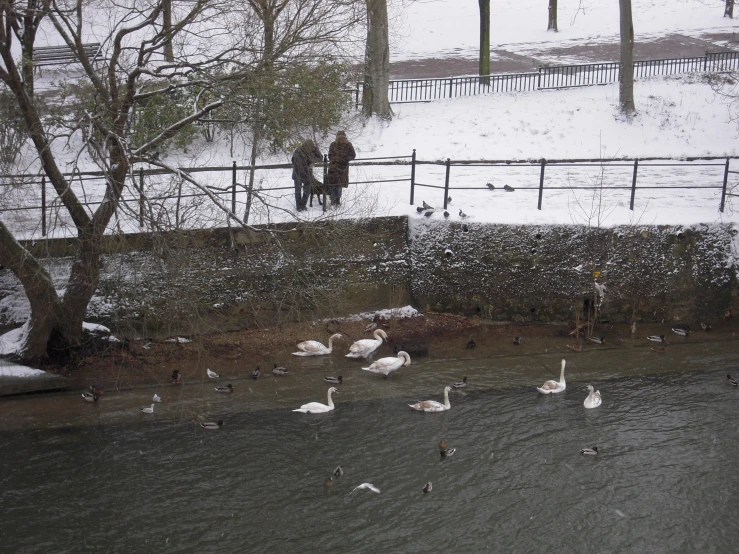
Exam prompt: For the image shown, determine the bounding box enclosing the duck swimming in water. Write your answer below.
[324,376,343,384]
[200,420,224,430]
[451,376,468,389]
[647,335,667,343]
[272,364,289,376]
[581,446,599,455]
[81,392,98,403]
[726,374,738,387]
[215,384,234,393]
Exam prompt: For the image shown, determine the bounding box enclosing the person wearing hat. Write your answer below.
[291,139,323,211]
[326,131,356,207]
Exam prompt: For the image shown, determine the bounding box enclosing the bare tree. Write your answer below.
[478,0,490,79]
[548,0,558,32]
[363,0,392,119]
[0,0,250,362]
[619,0,636,115]
[726,0,735,18]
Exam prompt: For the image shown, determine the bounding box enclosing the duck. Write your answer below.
[206,368,220,379]
[89,385,104,396]
[171,370,182,385]
[581,446,599,456]
[647,335,667,343]
[293,387,338,414]
[537,359,566,394]
[451,376,468,389]
[423,482,432,493]
[293,333,343,356]
[324,477,334,488]
[567,343,583,353]
[81,392,98,403]
[440,447,456,458]
[701,323,712,331]
[409,386,452,412]
[588,336,605,345]
[350,483,380,494]
[726,374,738,387]
[153,393,162,403]
[324,376,343,384]
[513,336,523,345]
[334,466,344,478]
[438,439,448,450]
[465,338,476,349]
[252,367,261,380]
[345,329,388,359]
[361,351,411,378]
[200,420,224,430]
[215,384,234,393]
[272,364,289,376]
[141,404,155,414]
[583,385,602,409]
[671,327,690,337]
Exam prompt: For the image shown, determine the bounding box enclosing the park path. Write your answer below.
[389,30,739,79]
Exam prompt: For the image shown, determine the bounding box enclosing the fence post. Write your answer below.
[138,167,145,228]
[629,159,639,210]
[443,158,451,208]
[720,158,729,213]
[409,149,416,205]
[448,78,453,99]
[41,175,46,237]
[537,159,546,210]
[231,161,237,214]
[355,82,360,109]
[703,52,708,71]
[323,154,328,213]
[537,67,541,89]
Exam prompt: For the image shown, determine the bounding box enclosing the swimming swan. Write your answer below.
[537,359,566,394]
[584,385,602,408]
[409,386,452,412]
[293,333,343,356]
[293,387,338,414]
[346,329,388,359]
[362,351,411,377]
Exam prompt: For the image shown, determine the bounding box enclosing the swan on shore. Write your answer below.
[293,333,343,356]
[362,351,411,378]
[537,359,566,394]
[293,387,338,413]
[346,329,388,359]
[409,386,452,412]
[584,385,602,409]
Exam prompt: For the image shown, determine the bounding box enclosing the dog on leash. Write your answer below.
[308,175,327,207]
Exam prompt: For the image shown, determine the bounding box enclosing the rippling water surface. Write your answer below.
[2,345,739,553]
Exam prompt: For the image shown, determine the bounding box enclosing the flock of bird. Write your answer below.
[414,187,517,220]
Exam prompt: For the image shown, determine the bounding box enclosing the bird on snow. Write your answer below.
[423,210,434,217]
[671,327,690,337]
[206,368,219,379]
[272,364,289,376]
[141,404,155,414]
[422,200,434,210]
[324,376,343,384]
[423,482,432,493]
[443,210,449,218]
[459,209,469,219]
[350,483,381,494]
[486,182,495,190]
[416,206,425,213]
[503,184,515,191]
[215,384,234,393]
[153,393,162,403]
[82,392,98,403]
[581,447,599,456]
[726,374,738,387]
[447,196,452,204]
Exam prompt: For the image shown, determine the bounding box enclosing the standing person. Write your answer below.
[292,139,323,211]
[326,131,356,207]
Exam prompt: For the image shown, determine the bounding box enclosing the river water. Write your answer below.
[1,339,739,553]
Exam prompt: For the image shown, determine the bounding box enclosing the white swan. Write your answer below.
[537,359,566,394]
[293,387,338,414]
[584,385,602,408]
[362,351,411,378]
[409,386,452,412]
[346,329,388,359]
[293,333,343,356]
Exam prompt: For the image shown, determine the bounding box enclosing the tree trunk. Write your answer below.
[618,0,636,115]
[548,0,558,32]
[726,0,735,18]
[362,0,392,120]
[478,0,490,78]
[163,0,175,62]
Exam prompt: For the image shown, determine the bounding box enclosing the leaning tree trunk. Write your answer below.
[362,0,392,120]
[478,0,490,79]
[548,0,558,32]
[726,0,734,18]
[618,0,636,115]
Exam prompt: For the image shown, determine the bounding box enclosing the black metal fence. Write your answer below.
[356,51,739,103]
[1,154,736,239]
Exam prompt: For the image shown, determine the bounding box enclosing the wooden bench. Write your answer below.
[34,43,101,72]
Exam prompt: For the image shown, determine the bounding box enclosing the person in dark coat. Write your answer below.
[326,131,356,206]
[292,139,323,211]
